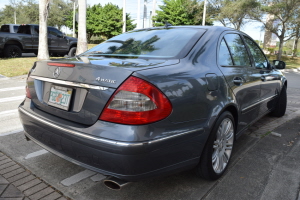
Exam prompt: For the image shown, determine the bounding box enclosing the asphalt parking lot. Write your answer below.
[0,70,300,200]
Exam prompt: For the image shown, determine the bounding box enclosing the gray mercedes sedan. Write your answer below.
[19,26,287,189]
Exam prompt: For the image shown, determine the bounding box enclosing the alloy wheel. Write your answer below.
[212,118,234,174]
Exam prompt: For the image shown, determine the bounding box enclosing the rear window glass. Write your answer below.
[0,25,9,32]
[224,34,251,66]
[219,39,233,66]
[13,26,19,33]
[82,28,205,59]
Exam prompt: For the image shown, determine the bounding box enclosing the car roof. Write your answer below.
[135,25,247,36]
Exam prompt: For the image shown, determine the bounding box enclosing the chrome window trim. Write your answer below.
[30,75,108,90]
[19,107,203,147]
[242,94,277,112]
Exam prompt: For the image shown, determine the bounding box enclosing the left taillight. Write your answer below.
[99,76,172,125]
[25,84,31,99]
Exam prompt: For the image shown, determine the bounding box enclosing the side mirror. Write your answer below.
[273,60,286,69]
[63,33,66,38]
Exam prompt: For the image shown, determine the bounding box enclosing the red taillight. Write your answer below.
[99,76,172,125]
[47,63,75,67]
[25,85,31,99]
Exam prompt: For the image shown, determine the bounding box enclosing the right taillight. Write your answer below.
[99,76,172,125]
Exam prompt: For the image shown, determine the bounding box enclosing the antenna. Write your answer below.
[164,21,172,28]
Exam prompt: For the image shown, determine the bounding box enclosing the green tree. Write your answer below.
[209,0,260,30]
[65,3,136,41]
[0,0,71,30]
[250,0,300,60]
[153,0,213,26]
[48,0,72,30]
[0,0,39,25]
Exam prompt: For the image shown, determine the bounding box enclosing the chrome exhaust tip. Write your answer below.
[103,176,129,190]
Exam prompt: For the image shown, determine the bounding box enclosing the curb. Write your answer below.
[0,74,8,80]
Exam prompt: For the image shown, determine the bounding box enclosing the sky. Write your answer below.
[0,0,264,41]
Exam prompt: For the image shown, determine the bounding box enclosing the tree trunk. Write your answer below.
[76,0,88,55]
[293,37,299,57]
[37,0,50,60]
[277,37,284,60]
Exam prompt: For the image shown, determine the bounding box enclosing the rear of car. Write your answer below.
[18,27,209,181]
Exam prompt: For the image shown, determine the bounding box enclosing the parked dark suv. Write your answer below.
[18,26,287,190]
[0,24,77,57]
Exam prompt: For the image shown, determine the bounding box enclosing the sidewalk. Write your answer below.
[0,152,69,200]
[205,112,300,199]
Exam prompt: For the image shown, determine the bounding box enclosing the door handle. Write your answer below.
[233,77,243,85]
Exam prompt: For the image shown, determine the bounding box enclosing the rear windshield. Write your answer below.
[0,25,9,32]
[82,28,205,59]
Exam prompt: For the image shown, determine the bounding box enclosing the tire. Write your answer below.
[195,111,235,180]
[68,47,76,57]
[3,45,22,58]
[270,86,287,117]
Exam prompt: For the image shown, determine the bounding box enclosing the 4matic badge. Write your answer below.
[96,77,116,84]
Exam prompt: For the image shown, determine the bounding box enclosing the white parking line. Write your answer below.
[0,86,24,92]
[0,109,18,117]
[0,96,25,103]
[0,129,24,136]
[61,170,97,186]
[25,149,49,159]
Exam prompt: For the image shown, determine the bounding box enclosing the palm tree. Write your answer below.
[76,0,88,55]
[37,0,50,60]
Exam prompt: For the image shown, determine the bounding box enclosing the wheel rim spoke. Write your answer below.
[212,117,234,174]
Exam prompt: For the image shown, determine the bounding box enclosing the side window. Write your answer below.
[13,26,19,33]
[34,26,39,34]
[219,39,233,66]
[48,27,63,38]
[244,37,268,69]
[224,34,251,66]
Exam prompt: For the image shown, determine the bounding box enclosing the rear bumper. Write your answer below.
[19,99,206,181]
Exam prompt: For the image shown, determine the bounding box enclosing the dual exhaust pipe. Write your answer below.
[103,176,130,190]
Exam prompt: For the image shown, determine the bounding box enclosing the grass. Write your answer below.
[266,55,300,69]
[0,44,98,77]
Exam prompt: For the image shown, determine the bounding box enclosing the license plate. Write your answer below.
[48,85,72,110]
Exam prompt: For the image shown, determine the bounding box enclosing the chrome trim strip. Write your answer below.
[30,75,108,90]
[19,107,203,147]
[242,94,277,112]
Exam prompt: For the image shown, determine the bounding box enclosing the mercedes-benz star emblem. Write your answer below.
[53,67,61,78]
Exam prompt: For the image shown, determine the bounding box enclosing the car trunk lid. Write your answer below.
[27,58,178,125]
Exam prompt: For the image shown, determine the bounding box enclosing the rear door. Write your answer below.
[17,25,33,49]
[243,36,280,115]
[217,32,261,131]
[32,25,39,50]
[47,27,58,51]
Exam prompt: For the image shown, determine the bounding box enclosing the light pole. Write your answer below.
[137,0,141,29]
[202,0,207,26]
[151,0,156,27]
[123,0,126,33]
[70,0,78,38]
